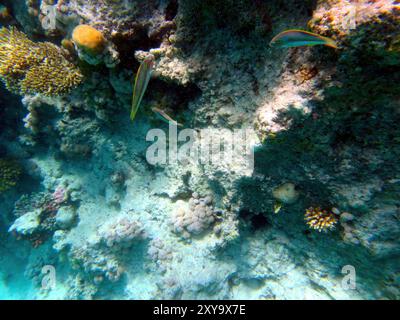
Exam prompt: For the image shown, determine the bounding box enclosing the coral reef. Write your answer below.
[69,245,124,283]
[0,27,83,96]
[0,0,399,301]
[10,185,71,247]
[309,0,399,42]
[147,238,173,273]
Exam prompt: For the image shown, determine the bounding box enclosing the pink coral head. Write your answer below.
[53,186,67,204]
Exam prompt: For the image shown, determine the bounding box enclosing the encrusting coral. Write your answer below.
[0,158,21,193]
[308,0,399,43]
[0,27,83,96]
[305,207,338,232]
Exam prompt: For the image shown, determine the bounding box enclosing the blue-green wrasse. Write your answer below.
[270,29,338,49]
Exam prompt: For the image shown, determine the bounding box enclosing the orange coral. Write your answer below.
[305,207,337,232]
[72,25,106,54]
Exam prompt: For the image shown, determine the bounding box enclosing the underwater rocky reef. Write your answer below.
[0,0,399,300]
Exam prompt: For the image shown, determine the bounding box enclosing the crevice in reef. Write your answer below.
[239,209,271,231]
[145,79,202,119]
[111,25,161,70]
[111,21,176,70]
[0,88,24,133]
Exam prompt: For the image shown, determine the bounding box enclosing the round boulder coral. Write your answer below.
[72,25,106,55]
[272,183,299,204]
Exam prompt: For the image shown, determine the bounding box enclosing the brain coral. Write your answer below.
[0,27,83,96]
[72,25,106,55]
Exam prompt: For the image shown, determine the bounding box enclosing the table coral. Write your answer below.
[0,27,83,96]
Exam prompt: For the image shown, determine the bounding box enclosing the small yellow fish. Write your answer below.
[274,202,282,214]
[270,29,338,49]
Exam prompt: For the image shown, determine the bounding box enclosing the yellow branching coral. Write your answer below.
[305,207,337,232]
[0,158,21,193]
[0,27,83,96]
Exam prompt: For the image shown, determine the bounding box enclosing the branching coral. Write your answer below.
[0,27,83,96]
[305,207,338,232]
[0,158,21,193]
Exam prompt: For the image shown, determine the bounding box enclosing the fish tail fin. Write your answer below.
[324,38,338,49]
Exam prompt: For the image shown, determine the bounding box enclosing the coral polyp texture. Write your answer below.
[0,158,21,193]
[172,193,216,239]
[305,207,338,232]
[0,27,83,96]
[309,0,399,42]
[98,214,146,250]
